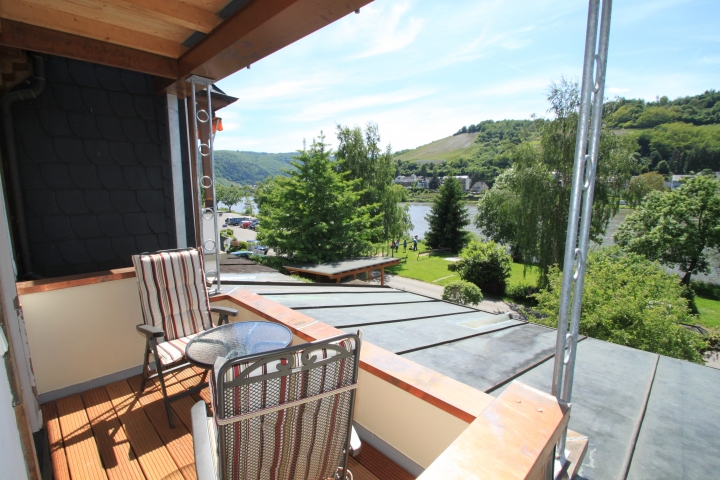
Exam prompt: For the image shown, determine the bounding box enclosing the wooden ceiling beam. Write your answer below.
[166,0,373,97]
[0,0,186,57]
[0,19,179,79]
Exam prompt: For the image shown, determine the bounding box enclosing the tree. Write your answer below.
[442,280,483,306]
[614,175,720,284]
[425,176,470,252]
[336,123,412,244]
[533,247,706,363]
[625,172,667,207]
[475,78,637,281]
[447,240,511,296]
[656,159,670,175]
[255,134,378,264]
[215,184,243,212]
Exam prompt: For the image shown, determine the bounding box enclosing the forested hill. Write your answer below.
[394,89,720,185]
[214,151,296,185]
[604,90,720,128]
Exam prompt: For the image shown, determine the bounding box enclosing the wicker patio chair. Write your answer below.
[133,247,238,428]
[191,332,362,480]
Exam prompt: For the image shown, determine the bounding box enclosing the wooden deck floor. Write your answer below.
[41,365,413,480]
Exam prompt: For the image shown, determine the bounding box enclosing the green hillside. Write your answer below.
[214,151,296,185]
[395,119,543,187]
[395,132,480,163]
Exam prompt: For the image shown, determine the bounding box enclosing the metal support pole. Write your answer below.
[187,76,222,294]
[551,0,613,471]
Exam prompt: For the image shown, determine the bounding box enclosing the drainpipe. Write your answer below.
[1,54,45,280]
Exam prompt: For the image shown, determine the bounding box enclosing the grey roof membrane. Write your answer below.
[266,291,435,309]
[308,304,479,328]
[284,256,398,275]
[220,272,301,283]
[246,282,720,479]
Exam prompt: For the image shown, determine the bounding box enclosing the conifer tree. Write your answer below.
[425,176,470,252]
[256,134,377,263]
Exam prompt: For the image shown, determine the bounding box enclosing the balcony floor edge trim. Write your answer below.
[354,422,424,477]
[37,363,145,404]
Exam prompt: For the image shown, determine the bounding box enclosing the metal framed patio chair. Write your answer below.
[191,332,363,480]
[133,247,238,428]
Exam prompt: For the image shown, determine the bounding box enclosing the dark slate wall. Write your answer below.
[12,55,177,278]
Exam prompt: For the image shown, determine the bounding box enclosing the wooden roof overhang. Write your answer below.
[0,0,373,96]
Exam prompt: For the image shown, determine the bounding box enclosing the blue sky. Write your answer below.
[214,0,720,154]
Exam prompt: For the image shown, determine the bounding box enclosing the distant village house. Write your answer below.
[470,181,489,193]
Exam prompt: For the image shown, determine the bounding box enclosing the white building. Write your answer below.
[439,175,472,191]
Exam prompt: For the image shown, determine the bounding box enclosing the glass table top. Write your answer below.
[185,321,293,368]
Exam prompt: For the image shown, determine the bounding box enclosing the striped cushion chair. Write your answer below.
[133,247,238,428]
[191,332,362,480]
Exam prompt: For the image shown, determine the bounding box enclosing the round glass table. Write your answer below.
[185,322,293,369]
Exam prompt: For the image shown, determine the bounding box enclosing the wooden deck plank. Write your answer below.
[174,366,211,406]
[354,442,415,480]
[126,374,198,480]
[45,366,412,480]
[56,395,109,480]
[40,402,71,480]
[82,387,145,480]
[348,457,381,480]
[105,379,184,480]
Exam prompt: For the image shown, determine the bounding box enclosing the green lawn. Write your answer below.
[387,247,541,294]
[508,262,539,288]
[695,297,720,329]
[386,243,461,287]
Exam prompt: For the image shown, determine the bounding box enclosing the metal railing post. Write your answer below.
[551,0,613,472]
[187,76,222,294]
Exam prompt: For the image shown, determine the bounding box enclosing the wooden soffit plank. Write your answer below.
[166,0,373,96]
[0,0,186,58]
[120,0,221,33]
[0,19,179,79]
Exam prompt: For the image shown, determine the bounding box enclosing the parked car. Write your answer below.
[226,216,253,226]
[249,219,260,230]
[241,220,252,228]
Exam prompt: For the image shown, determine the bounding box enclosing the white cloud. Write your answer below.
[287,88,435,122]
[354,1,424,58]
[697,55,720,65]
[607,87,630,93]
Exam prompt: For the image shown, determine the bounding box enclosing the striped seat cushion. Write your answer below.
[214,338,357,480]
[156,334,198,365]
[132,248,213,342]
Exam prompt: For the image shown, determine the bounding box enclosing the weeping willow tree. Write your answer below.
[475,78,638,284]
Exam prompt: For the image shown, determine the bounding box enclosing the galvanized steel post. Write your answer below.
[187,76,222,295]
[551,0,613,470]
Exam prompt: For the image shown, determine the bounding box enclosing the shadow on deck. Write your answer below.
[40,365,411,480]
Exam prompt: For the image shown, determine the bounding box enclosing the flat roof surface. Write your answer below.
[233,281,720,479]
[284,257,400,275]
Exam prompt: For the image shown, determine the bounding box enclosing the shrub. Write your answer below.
[226,240,249,253]
[447,240,511,296]
[506,283,539,306]
[442,280,483,306]
[532,247,707,363]
[219,228,235,239]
